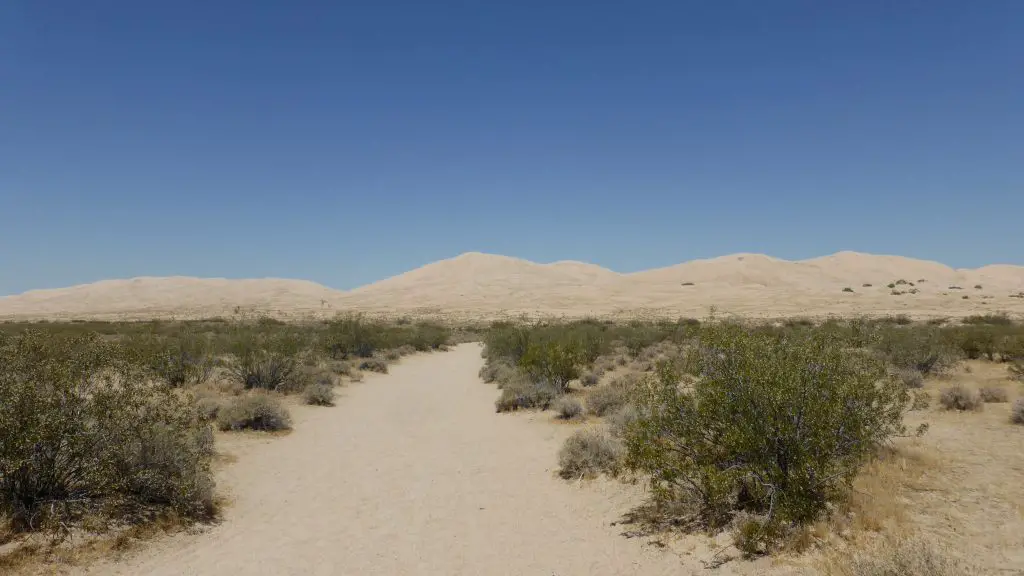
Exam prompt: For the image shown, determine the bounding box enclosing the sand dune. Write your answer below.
[2,251,1023,321]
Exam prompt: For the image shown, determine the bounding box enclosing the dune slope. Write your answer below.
[2,251,1023,320]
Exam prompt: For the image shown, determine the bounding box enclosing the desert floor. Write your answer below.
[76,344,704,576]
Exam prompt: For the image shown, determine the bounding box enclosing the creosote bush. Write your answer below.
[0,331,215,535]
[558,428,622,479]
[623,327,909,549]
[216,393,292,431]
[938,385,982,411]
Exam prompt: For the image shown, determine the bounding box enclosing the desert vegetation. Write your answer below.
[0,315,451,562]
[479,314,1024,568]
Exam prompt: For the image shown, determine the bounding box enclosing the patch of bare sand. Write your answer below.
[73,345,714,576]
[3,251,1023,321]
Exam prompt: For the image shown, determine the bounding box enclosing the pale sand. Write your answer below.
[77,345,712,576]
[2,251,1024,321]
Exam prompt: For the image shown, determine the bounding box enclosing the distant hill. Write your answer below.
[2,251,1023,320]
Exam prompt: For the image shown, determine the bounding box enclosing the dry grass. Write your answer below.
[557,428,622,479]
[822,536,972,575]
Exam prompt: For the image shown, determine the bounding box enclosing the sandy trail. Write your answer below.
[83,344,686,576]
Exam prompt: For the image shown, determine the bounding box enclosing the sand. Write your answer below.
[76,344,708,576]
[2,251,1024,321]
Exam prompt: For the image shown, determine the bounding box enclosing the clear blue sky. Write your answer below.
[2,1,1021,295]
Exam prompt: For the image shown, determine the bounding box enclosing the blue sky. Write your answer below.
[1,1,1021,295]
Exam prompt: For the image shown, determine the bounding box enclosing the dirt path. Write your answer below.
[82,344,689,576]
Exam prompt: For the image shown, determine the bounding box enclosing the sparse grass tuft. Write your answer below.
[938,385,982,411]
[358,358,389,373]
[832,536,967,576]
[978,385,1008,403]
[558,428,622,479]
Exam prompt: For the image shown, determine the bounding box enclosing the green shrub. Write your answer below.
[558,428,622,479]
[216,393,292,431]
[624,328,908,537]
[553,396,583,420]
[303,377,335,406]
[938,386,982,411]
[0,331,215,534]
[978,386,1008,403]
[124,331,214,387]
[323,316,380,359]
[518,340,582,392]
[874,326,957,376]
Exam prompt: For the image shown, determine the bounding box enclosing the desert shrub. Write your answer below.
[862,283,872,287]
[479,360,517,386]
[938,385,982,411]
[124,331,214,387]
[303,377,335,406]
[553,396,583,420]
[606,404,641,438]
[483,323,533,364]
[518,340,582,392]
[624,327,908,542]
[886,283,896,289]
[974,284,983,290]
[978,386,1008,403]
[384,349,402,361]
[874,326,957,376]
[397,344,417,356]
[216,393,292,431]
[323,316,380,359]
[586,384,630,417]
[195,394,224,421]
[894,368,924,389]
[494,377,558,413]
[1011,399,1024,425]
[358,358,389,373]
[227,332,302,392]
[842,287,854,293]
[558,428,622,479]
[0,331,215,534]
